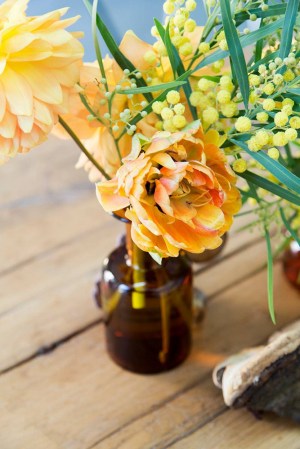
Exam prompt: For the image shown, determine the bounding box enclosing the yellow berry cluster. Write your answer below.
[245,97,299,155]
[230,53,300,159]
[248,53,299,107]
[189,75,238,130]
[89,69,152,137]
[152,90,187,131]
[153,0,197,57]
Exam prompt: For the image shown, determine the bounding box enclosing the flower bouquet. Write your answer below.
[1,0,299,373]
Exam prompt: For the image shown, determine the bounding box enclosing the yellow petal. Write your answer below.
[0,80,7,121]
[4,33,36,54]
[154,181,173,216]
[0,57,7,75]
[1,67,33,116]
[152,152,176,169]
[119,30,154,71]
[18,115,34,133]
[37,29,73,46]
[0,111,17,138]
[193,204,225,232]
[9,40,53,62]
[17,63,63,104]
[34,99,53,126]
[96,179,130,212]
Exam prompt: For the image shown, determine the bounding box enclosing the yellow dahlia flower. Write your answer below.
[0,0,83,164]
[96,122,241,259]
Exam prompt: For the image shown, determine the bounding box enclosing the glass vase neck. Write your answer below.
[125,222,154,270]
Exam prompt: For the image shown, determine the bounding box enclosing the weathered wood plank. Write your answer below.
[0,136,83,206]
[0,135,264,373]
[0,265,298,449]
[0,236,265,372]
[168,408,300,449]
[0,137,102,275]
[91,265,300,449]
[0,401,60,449]
[92,377,225,449]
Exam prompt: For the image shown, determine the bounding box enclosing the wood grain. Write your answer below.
[0,234,265,373]
[0,265,298,449]
[1,138,299,449]
[168,409,300,449]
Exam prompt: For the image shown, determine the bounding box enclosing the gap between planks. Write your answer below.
[86,322,294,449]
[0,236,265,377]
[0,265,298,449]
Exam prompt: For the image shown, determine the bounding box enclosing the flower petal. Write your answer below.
[1,67,33,116]
[96,179,130,212]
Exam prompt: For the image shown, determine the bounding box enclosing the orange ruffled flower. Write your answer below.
[0,0,83,164]
[96,122,241,259]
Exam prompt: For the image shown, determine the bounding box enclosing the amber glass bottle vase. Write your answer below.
[100,223,193,374]
[283,240,300,290]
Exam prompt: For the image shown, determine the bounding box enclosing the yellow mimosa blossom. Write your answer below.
[0,0,83,164]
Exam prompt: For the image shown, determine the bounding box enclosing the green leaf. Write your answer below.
[193,17,285,73]
[239,187,256,204]
[239,171,300,206]
[231,139,300,195]
[235,4,293,24]
[118,80,186,95]
[154,18,198,120]
[220,0,249,108]
[265,227,276,324]
[91,0,107,82]
[154,20,176,78]
[287,88,300,96]
[245,180,276,323]
[280,208,300,246]
[197,75,221,82]
[250,50,279,72]
[82,0,153,103]
[279,0,300,59]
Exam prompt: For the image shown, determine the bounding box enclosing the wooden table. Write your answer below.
[1,137,299,449]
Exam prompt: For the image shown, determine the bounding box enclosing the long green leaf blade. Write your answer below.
[235,4,296,24]
[193,17,285,72]
[118,80,186,95]
[250,50,279,72]
[280,208,300,246]
[154,20,176,78]
[154,18,198,120]
[231,139,300,194]
[239,171,300,206]
[279,0,300,58]
[91,0,107,82]
[265,227,276,324]
[220,0,249,108]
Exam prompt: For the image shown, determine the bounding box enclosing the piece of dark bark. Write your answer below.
[213,321,300,424]
[234,346,300,423]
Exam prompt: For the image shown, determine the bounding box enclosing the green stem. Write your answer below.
[131,244,146,309]
[58,116,111,181]
[114,136,122,162]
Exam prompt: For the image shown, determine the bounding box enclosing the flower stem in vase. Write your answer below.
[159,293,170,364]
[126,224,146,309]
[132,244,146,309]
